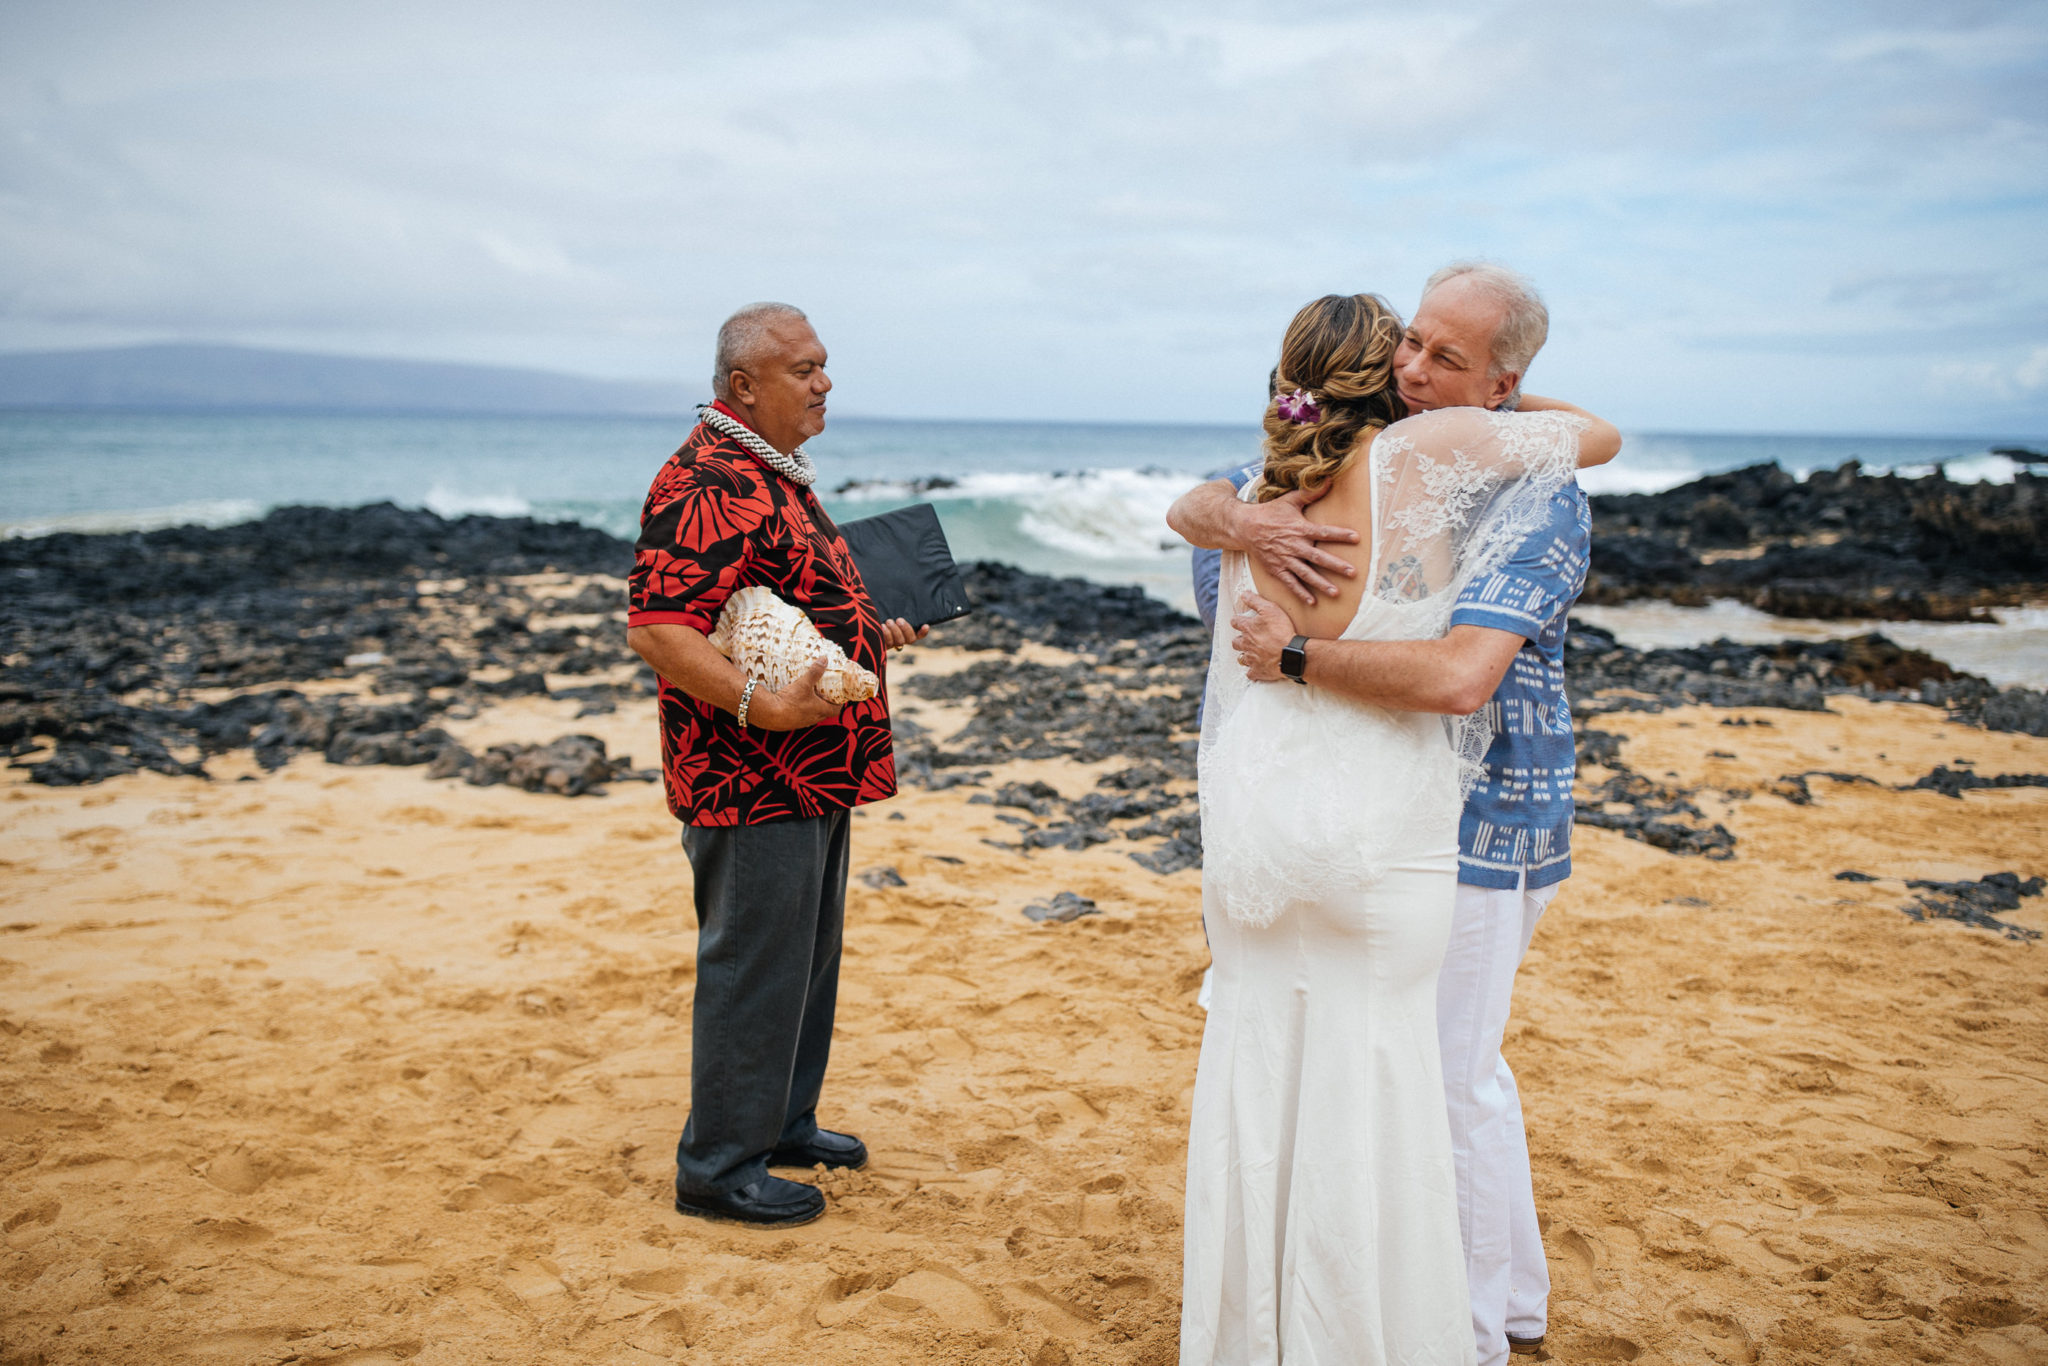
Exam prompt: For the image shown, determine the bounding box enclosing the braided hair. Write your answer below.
[1256,293,1408,502]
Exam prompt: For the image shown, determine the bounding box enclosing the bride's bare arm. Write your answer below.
[1166,479,1359,607]
[1228,592,1523,715]
[1515,393,1622,467]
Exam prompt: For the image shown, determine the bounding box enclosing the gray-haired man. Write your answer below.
[628,303,923,1227]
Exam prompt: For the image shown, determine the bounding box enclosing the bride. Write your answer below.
[1180,292,1620,1364]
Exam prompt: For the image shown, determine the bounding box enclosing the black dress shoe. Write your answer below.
[769,1128,868,1170]
[673,1175,825,1227]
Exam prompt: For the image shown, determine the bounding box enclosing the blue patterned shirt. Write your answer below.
[1191,462,1261,632]
[1450,484,1591,889]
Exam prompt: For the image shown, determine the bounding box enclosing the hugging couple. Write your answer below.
[623,268,1619,1366]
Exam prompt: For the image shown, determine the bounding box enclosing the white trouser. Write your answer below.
[1437,873,1558,1366]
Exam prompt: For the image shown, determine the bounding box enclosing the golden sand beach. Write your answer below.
[3,641,2046,1365]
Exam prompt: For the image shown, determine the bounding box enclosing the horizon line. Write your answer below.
[0,402,2043,448]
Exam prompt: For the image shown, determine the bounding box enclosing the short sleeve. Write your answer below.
[1449,490,1585,642]
[627,455,775,633]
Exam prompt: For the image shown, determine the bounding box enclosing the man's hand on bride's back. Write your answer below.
[1236,488,1358,607]
[1230,591,1294,682]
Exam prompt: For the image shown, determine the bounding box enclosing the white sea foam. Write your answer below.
[1871,452,2026,485]
[0,499,265,539]
[424,483,533,518]
[833,468,1200,560]
[1575,464,1701,496]
[1581,449,2032,496]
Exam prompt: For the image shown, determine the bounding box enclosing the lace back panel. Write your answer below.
[1198,408,1587,928]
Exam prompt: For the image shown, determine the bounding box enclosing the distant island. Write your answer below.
[0,342,703,417]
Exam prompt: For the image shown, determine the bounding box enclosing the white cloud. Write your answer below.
[0,0,2043,433]
[1932,344,2048,400]
[2023,345,2048,392]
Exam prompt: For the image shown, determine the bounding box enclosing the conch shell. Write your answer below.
[707,587,878,705]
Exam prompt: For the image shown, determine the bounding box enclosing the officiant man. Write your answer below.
[627,302,923,1228]
[1171,263,1600,1364]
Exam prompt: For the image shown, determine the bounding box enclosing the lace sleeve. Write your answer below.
[1365,408,1586,611]
[1363,405,1585,808]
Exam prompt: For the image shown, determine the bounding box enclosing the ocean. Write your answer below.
[2,409,2041,687]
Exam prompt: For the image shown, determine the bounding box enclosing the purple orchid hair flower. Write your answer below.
[1276,388,1323,424]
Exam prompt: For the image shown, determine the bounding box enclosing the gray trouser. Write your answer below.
[675,809,849,1196]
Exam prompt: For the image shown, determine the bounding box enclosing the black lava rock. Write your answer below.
[0,505,639,789]
[1022,891,1101,923]
[456,734,648,796]
[1583,460,2047,620]
[1903,872,2044,940]
[1906,766,2048,799]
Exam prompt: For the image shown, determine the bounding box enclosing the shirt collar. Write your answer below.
[709,398,756,431]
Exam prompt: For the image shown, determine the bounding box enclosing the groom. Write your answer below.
[1168,262,1589,1366]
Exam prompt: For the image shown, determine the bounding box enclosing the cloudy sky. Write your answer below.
[2,0,2044,434]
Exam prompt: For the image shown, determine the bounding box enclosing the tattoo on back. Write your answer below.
[1377,554,1429,602]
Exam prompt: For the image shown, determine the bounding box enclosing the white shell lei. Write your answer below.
[696,404,817,487]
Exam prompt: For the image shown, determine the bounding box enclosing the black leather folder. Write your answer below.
[837,502,972,629]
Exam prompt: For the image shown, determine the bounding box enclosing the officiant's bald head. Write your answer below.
[712,302,830,455]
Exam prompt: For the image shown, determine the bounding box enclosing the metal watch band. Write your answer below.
[736,677,759,727]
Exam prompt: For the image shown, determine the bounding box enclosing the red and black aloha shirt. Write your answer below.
[626,403,895,826]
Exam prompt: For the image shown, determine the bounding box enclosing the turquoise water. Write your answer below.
[0,409,2041,683]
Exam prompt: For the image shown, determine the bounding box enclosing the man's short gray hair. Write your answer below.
[1422,262,1548,379]
[712,302,809,401]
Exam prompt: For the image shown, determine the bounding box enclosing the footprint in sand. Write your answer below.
[1078,1193,1125,1234]
[1674,1305,1758,1363]
[824,1266,1002,1331]
[500,1259,570,1303]
[480,1172,549,1202]
[1023,1089,1105,1138]
[626,1307,696,1351]
[1573,1334,1642,1362]
[875,1267,1004,1330]
[927,1026,975,1061]
[865,1149,955,1182]
[1553,1226,1603,1285]
[181,1217,273,1250]
[620,1267,693,1295]
[1000,1280,1098,1338]
[954,1134,1035,1171]
[308,1342,425,1366]
[814,1271,881,1328]
[4,1197,61,1234]
[445,1172,550,1210]
[202,1148,274,1195]
[1703,1221,1804,1277]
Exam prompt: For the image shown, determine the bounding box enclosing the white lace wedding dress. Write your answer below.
[1181,407,1585,1366]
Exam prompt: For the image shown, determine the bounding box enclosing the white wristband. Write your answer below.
[736,678,758,728]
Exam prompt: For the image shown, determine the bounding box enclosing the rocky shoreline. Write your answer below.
[3,498,2043,886]
[1584,458,2046,621]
